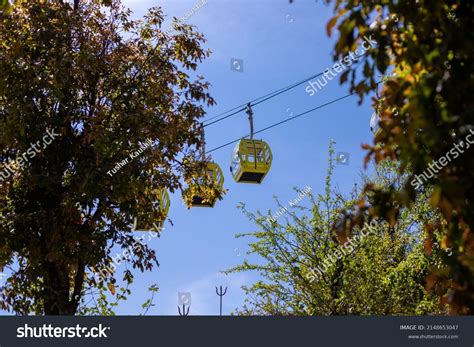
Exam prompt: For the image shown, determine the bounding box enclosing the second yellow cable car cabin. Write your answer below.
[182,124,225,208]
[133,188,170,232]
[230,103,273,184]
[230,139,272,183]
[183,162,225,208]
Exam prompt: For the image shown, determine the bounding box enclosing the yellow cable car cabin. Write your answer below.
[183,162,224,208]
[133,188,170,232]
[230,139,272,184]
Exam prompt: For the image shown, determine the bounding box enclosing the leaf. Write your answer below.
[108,283,116,296]
[340,70,350,84]
[141,299,150,309]
[326,16,338,37]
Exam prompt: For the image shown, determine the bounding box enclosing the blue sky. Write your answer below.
[110,0,376,315]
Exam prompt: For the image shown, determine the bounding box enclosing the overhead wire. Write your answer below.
[204,57,378,153]
[207,92,356,153]
[203,71,325,127]
[203,52,370,128]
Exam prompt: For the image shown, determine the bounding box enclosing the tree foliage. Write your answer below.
[0,0,220,314]
[0,1,9,12]
[322,0,474,313]
[227,143,446,315]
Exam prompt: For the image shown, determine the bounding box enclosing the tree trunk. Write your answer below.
[43,259,84,315]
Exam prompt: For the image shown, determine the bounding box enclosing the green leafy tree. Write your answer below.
[77,281,158,316]
[320,0,474,314]
[0,0,221,314]
[227,143,446,315]
[0,0,10,12]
